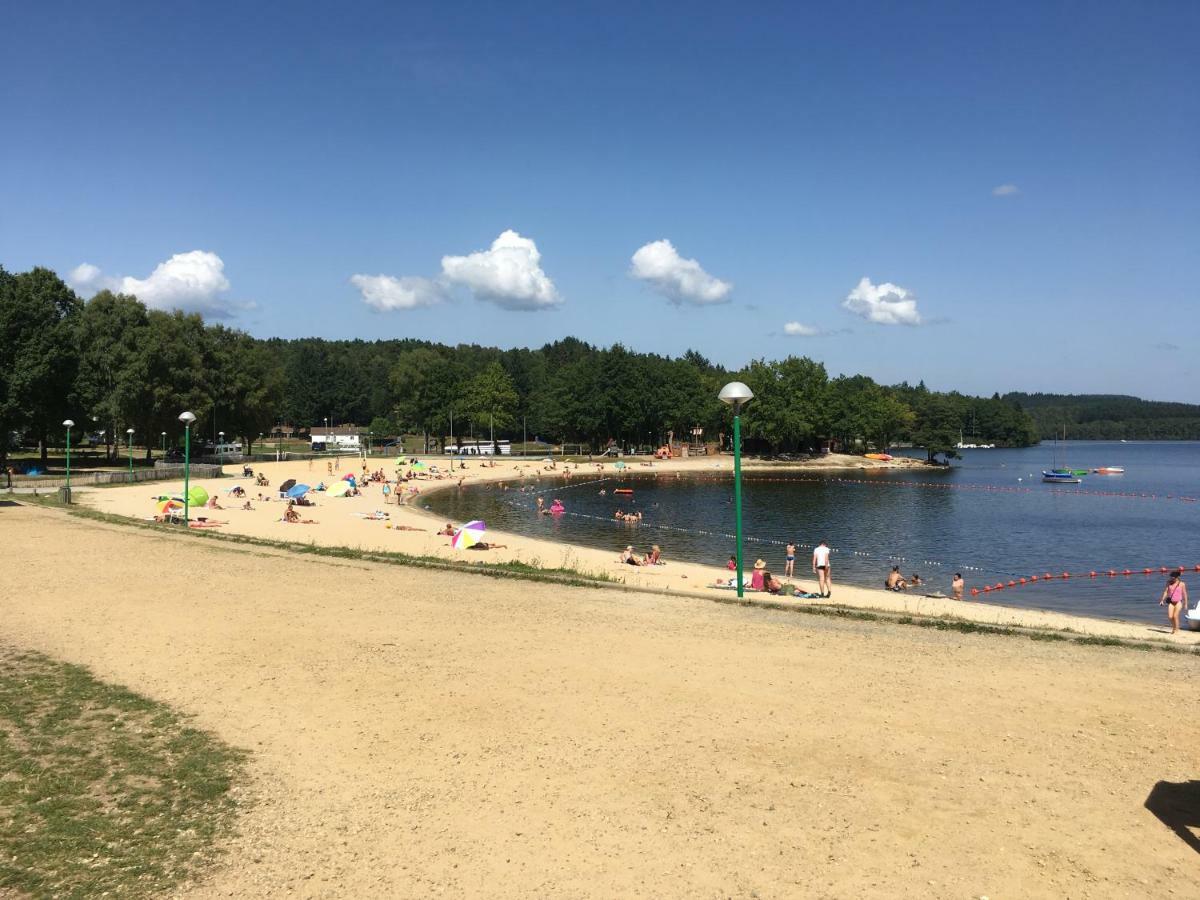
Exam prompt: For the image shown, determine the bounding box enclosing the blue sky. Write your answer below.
[2,1,1197,400]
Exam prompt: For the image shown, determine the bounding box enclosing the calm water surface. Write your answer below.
[426,441,1200,624]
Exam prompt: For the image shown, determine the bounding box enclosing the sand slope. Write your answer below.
[1,503,1197,898]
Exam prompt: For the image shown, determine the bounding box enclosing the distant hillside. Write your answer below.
[1003,393,1200,440]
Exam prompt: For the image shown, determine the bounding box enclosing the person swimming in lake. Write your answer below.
[1160,569,1189,635]
[886,566,907,591]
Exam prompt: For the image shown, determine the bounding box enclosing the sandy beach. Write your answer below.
[1,500,1197,898]
[82,454,1200,645]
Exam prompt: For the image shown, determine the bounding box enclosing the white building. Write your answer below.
[311,426,362,450]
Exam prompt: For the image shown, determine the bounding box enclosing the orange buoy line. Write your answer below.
[969,564,1198,596]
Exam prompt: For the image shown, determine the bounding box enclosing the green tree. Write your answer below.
[0,267,82,464]
[462,361,519,441]
[911,395,962,463]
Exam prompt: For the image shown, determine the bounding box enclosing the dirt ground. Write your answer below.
[1,503,1197,898]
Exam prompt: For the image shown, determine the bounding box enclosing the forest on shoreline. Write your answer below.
[1004,393,1200,441]
[3,265,1045,464]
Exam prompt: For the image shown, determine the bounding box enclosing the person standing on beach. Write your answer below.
[1160,569,1188,635]
[952,573,965,601]
[784,543,796,578]
[812,540,831,598]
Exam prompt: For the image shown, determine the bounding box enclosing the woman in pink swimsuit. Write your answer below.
[1159,569,1189,635]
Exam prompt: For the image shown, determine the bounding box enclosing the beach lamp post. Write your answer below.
[126,428,135,477]
[62,420,74,501]
[179,411,196,524]
[719,381,754,598]
[160,431,166,455]
[218,431,225,461]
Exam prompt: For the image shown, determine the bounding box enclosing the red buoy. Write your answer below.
[1019,577,1027,584]
[1089,571,1097,578]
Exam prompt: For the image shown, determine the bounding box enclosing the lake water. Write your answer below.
[425,441,1200,624]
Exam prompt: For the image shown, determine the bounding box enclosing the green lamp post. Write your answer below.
[179,410,196,523]
[719,381,754,598]
[161,431,166,456]
[62,419,74,502]
[126,428,135,477]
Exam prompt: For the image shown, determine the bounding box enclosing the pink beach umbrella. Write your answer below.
[451,520,487,549]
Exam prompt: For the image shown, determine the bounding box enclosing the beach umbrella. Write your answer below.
[187,485,209,507]
[410,460,427,471]
[451,519,486,549]
[279,478,297,492]
[286,483,310,499]
[326,481,351,497]
[342,472,355,481]
[156,498,183,516]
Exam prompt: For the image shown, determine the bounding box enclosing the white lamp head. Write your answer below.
[63,419,74,428]
[718,381,754,411]
[178,411,196,425]
[126,428,134,435]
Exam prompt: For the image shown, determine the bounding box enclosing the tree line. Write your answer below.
[1004,393,1200,441]
[2,265,1039,466]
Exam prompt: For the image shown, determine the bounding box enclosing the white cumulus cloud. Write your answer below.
[842,277,922,326]
[630,239,732,305]
[783,321,821,336]
[351,274,446,311]
[992,183,1019,196]
[440,230,560,310]
[68,251,239,317]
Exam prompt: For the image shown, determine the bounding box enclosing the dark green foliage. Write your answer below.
[2,263,1049,460]
[1006,392,1200,440]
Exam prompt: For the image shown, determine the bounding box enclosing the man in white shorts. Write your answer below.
[812,540,831,598]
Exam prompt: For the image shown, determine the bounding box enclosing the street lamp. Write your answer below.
[218,431,225,461]
[179,411,197,524]
[719,381,754,598]
[126,428,135,477]
[161,431,166,455]
[62,420,74,501]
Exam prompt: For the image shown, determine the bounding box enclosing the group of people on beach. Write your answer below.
[620,544,662,566]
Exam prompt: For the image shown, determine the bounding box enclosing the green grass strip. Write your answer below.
[0,648,246,899]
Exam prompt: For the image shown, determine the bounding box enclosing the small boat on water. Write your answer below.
[864,453,893,461]
[1043,471,1082,484]
[1093,467,1125,475]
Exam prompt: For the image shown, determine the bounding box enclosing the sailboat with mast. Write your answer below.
[1043,426,1086,483]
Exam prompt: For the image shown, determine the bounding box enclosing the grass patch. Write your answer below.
[0,648,246,899]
